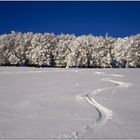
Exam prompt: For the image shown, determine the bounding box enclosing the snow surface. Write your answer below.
[0,67,140,140]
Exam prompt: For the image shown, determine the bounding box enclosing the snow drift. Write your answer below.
[0,67,140,139]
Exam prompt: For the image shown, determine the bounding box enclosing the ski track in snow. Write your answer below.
[63,71,131,139]
[94,71,124,77]
[0,69,82,75]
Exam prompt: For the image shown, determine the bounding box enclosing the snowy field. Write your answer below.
[0,67,140,140]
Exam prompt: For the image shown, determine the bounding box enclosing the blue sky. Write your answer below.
[0,1,140,37]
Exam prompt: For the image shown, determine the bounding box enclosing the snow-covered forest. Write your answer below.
[0,31,140,68]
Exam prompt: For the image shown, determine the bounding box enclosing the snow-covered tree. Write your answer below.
[55,34,76,67]
[0,31,139,68]
[28,33,57,67]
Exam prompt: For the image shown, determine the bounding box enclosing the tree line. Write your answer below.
[0,31,140,68]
